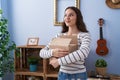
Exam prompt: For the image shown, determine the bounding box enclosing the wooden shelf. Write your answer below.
[15,70,44,76]
[46,73,58,78]
[14,45,58,80]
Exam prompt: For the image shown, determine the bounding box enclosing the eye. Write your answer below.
[64,14,67,17]
[69,14,74,16]
[64,13,74,17]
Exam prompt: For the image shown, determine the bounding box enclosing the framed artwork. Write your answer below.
[27,37,39,46]
[53,0,80,26]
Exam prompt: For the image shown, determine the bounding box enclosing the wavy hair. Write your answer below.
[61,6,88,33]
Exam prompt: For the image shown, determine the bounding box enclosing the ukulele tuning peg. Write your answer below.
[98,18,104,27]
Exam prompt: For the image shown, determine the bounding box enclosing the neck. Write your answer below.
[100,27,103,39]
[67,26,80,35]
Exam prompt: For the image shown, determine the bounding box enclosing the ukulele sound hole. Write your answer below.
[100,50,104,53]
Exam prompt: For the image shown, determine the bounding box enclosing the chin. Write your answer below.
[66,23,71,26]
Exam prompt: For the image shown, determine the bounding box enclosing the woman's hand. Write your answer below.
[49,57,59,68]
[52,48,69,58]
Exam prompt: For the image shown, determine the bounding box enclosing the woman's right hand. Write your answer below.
[52,48,69,58]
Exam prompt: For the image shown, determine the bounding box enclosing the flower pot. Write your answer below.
[96,67,107,76]
[29,64,37,72]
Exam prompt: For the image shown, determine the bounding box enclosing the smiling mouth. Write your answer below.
[66,21,71,23]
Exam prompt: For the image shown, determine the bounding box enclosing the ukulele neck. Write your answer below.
[100,27,103,40]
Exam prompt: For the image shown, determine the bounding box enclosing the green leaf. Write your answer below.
[0,9,2,14]
[95,58,107,67]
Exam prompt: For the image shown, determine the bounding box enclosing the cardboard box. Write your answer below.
[59,34,78,44]
[49,35,78,53]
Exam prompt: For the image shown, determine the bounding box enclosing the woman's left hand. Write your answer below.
[49,57,59,68]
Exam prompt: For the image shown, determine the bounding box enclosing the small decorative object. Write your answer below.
[27,37,39,46]
[106,0,120,9]
[28,76,40,80]
[28,76,35,80]
[27,56,40,72]
[95,58,107,76]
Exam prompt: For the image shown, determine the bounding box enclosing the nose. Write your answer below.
[65,15,70,20]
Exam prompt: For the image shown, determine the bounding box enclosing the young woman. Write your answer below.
[40,6,91,80]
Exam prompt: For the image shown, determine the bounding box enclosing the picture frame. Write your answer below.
[27,37,39,46]
[54,0,80,26]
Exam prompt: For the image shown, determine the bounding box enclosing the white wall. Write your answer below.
[2,0,120,78]
[7,0,61,45]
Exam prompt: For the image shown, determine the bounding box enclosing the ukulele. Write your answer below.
[96,18,109,56]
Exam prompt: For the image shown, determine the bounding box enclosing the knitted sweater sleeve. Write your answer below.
[58,32,91,65]
[39,33,61,58]
[39,44,53,59]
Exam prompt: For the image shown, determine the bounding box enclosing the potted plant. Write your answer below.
[27,56,40,72]
[0,9,16,79]
[95,58,107,76]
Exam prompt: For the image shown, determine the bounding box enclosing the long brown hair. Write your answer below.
[61,6,88,33]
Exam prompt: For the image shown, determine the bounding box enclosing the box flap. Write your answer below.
[49,38,72,47]
[59,34,78,44]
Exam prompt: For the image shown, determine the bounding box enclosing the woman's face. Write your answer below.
[64,8,77,27]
